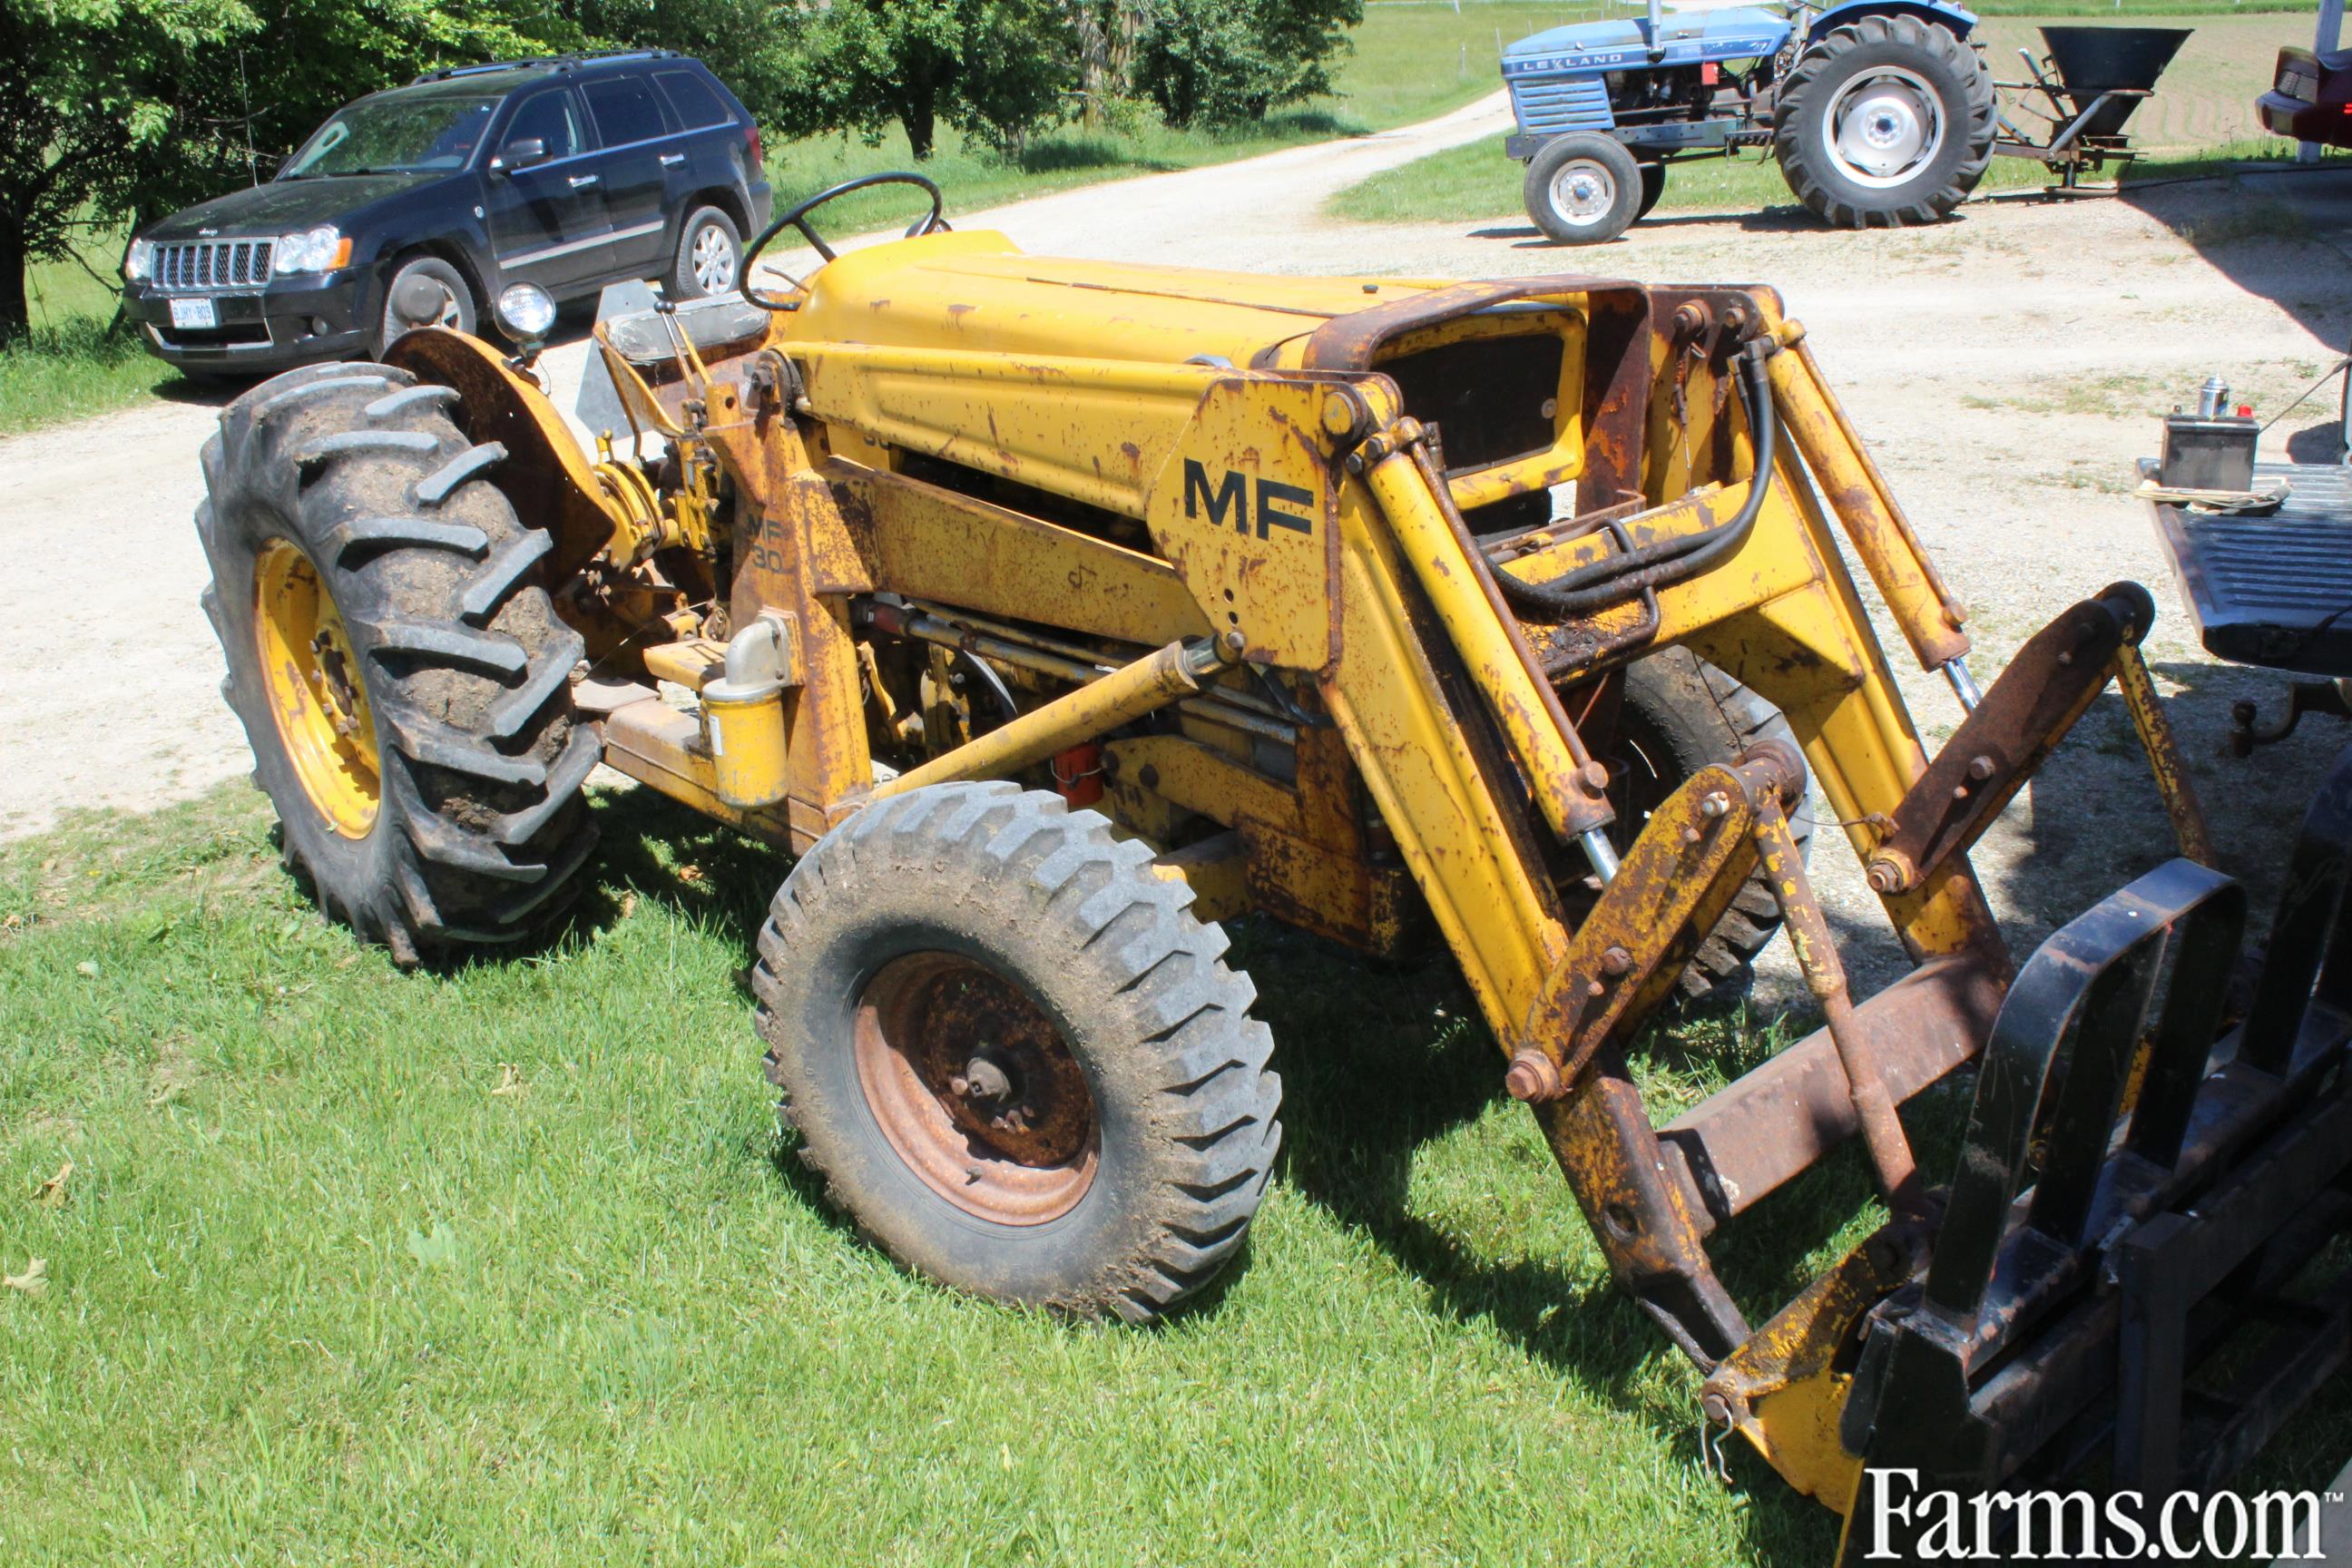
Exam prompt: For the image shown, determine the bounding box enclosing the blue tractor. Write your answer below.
[1503,0,1996,242]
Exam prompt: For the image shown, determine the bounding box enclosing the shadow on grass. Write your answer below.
[1016,136,1190,177]
[569,786,785,964]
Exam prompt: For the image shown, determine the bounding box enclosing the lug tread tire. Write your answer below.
[752,782,1280,1324]
[1615,649,1813,1004]
[197,359,598,964]
[1523,132,1647,246]
[1772,15,1994,230]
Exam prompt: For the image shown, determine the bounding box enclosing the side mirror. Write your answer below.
[496,137,548,172]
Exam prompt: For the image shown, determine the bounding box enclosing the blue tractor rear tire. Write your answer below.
[1772,14,1994,228]
[1636,157,1667,220]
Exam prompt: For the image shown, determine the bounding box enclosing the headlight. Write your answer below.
[123,239,152,282]
[272,225,351,275]
[495,281,558,343]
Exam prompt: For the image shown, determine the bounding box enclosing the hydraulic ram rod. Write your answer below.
[1357,424,1619,867]
[868,633,1240,799]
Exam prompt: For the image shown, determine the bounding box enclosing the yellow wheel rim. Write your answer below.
[254,540,381,838]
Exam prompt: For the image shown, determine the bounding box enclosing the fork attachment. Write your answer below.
[1797,748,2352,1561]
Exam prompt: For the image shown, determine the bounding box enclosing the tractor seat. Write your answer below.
[603,295,771,368]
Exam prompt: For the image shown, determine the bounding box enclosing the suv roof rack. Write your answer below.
[408,48,681,85]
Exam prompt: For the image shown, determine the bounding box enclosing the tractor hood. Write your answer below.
[141,172,437,242]
[1502,6,1788,73]
[790,230,1463,372]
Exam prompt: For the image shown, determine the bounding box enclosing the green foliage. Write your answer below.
[0,0,565,342]
[769,0,1076,161]
[564,0,809,126]
[1137,0,1367,129]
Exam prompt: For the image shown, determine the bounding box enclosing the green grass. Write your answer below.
[0,779,1910,1564]
[13,781,2352,1558]
[0,245,190,438]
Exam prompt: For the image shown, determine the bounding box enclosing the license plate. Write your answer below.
[169,297,218,330]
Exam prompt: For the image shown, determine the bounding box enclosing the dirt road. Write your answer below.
[6,94,2350,995]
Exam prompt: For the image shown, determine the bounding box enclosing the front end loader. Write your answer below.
[197,173,2352,1556]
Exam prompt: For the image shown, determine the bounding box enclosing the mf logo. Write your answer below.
[1182,460,1315,539]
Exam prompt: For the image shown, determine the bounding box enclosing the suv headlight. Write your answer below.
[272,225,351,275]
[123,238,152,282]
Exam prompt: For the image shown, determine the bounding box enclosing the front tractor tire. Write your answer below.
[199,361,600,965]
[1771,15,1994,230]
[753,782,1282,1323]
[1609,650,1812,1004]
[1524,132,1647,246]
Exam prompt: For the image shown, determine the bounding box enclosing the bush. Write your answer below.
[770,0,1074,162]
[1136,0,1363,130]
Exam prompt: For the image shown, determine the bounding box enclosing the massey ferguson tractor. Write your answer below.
[198,174,2352,1559]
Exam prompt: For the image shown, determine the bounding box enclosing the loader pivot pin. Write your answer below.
[1504,1050,1563,1103]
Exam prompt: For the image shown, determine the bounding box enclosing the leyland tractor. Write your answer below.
[199,174,2352,1559]
[1502,0,2188,244]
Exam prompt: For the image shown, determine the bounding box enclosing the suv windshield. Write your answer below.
[280,92,500,179]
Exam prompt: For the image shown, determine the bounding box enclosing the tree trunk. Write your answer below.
[903,91,937,160]
[1075,5,1109,128]
[0,220,28,348]
[1112,1,1144,95]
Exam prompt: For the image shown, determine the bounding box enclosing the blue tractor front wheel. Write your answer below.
[1524,132,1648,246]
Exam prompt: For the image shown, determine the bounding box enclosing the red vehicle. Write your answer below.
[2259,43,2352,144]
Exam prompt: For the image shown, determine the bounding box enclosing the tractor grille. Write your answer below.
[1509,76,1614,135]
[152,239,274,292]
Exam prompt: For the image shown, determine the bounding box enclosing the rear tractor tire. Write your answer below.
[753,782,1282,1323]
[1636,157,1668,221]
[198,361,600,965]
[1524,132,1647,246]
[1771,15,1994,230]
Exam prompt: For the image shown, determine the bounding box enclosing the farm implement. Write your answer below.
[198,176,2352,1557]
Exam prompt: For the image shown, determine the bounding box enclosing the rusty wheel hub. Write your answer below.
[853,952,1098,1224]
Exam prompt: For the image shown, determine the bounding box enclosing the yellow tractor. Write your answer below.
[198,172,2352,1558]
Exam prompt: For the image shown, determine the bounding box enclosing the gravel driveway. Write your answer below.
[9,99,2350,996]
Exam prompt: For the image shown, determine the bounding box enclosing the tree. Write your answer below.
[0,0,239,344]
[1135,0,1362,130]
[0,0,564,347]
[564,0,808,128]
[774,0,1073,161]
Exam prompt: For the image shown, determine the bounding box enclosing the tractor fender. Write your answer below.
[383,328,622,585]
[1804,0,1977,45]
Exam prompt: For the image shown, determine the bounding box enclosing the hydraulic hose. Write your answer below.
[1498,337,1779,621]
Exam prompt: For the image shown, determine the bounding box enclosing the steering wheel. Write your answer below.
[740,172,946,311]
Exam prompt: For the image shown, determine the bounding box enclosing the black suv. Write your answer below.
[122,50,772,376]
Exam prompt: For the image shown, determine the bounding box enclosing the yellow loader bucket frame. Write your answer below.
[207,208,2345,1558]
